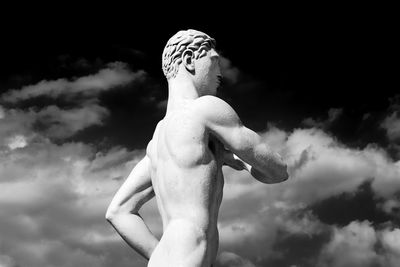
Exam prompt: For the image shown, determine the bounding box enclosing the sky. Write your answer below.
[0,9,398,267]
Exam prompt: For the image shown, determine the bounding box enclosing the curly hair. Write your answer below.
[162,29,216,80]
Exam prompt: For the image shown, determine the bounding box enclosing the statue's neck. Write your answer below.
[165,78,201,115]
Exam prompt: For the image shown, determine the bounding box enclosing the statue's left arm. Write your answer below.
[222,146,248,170]
[105,154,158,260]
[197,96,289,184]
[222,148,271,180]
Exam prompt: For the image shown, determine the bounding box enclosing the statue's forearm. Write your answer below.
[233,149,288,184]
[108,213,159,260]
[252,143,288,183]
[231,154,251,172]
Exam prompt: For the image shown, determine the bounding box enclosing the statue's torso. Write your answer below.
[147,99,224,266]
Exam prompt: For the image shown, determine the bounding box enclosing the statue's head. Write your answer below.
[162,29,221,95]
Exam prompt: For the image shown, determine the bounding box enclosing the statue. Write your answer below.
[105,29,289,267]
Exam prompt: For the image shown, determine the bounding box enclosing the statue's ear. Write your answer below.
[182,50,195,73]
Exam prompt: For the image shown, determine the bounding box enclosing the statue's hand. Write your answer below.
[222,148,247,171]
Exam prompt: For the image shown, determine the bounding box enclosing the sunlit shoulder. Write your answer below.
[194,95,241,126]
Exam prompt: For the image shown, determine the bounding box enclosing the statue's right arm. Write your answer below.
[105,153,158,260]
[197,96,289,184]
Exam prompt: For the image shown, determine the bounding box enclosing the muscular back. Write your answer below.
[106,95,287,267]
[148,99,224,228]
[146,99,224,266]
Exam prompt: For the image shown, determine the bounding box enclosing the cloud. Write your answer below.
[0,104,109,141]
[0,60,162,267]
[0,62,151,143]
[302,108,343,129]
[0,138,148,267]
[220,56,241,85]
[310,180,391,226]
[215,251,256,267]
[1,62,144,103]
[274,202,325,236]
[316,221,400,267]
[2,79,400,267]
[327,108,343,122]
[5,134,28,150]
[0,254,18,267]
[380,95,400,143]
[281,127,400,201]
[317,221,380,267]
[381,111,400,141]
[33,104,109,139]
[0,105,5,119]
[381,228,400,266]
[0,73,153,267]
[216,124,400,265]
[0,107,37,148]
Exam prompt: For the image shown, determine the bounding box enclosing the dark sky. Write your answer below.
[0,8,399,267]
[1,11,396,151]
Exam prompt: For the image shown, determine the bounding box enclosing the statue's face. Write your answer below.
[193,48,222,96]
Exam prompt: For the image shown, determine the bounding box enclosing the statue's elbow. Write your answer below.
[267,163,289,183]
[277,165,289,182]
[105,204,124,223]
[251,164,289,184]
[105,206,117,222]
[105,201,141,223]
[268,153,289,183]
[274,160,289,180]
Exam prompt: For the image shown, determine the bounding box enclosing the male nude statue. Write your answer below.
[105,29,289,267]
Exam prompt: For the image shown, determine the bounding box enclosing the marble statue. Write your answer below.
[105,29,289,267]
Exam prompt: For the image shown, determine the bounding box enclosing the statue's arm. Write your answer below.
[105,154,158,260]
[222,146,248,170]
[222,148,271,181]
[198,96,288,183]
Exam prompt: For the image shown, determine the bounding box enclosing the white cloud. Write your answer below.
[0,136,148,267]
[217,125,400,265]
[281,128,400,202]
[2,85,400,267]
[0,62,149,142]
[260,124,288,153]
[0,62,157,267]
[273,202,324,236]
[0,103,109,141]
[381,228,400,255]
[380,228,400,266]
[6,134,27,150]
[35,104,109,139]
[316,223,400,267]
[381,111,400,141]
[1,62,144,103]
[317,221,379,267]
[229,126,391,207]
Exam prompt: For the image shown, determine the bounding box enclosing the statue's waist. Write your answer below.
[150,218,218,267]
[162,214,219,236]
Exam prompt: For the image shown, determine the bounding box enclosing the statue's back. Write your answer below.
[147,99,223,267]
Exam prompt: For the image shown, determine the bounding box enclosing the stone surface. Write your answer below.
[106,29,288,267]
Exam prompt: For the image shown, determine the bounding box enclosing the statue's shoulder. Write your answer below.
[146,120,164,155]
[195,95,226,105]
[194,96,237,123]
[194,95,231,113]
